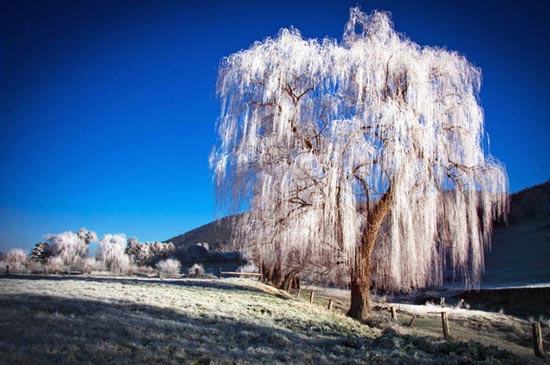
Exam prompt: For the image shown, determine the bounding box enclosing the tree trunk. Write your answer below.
[281,273,293,291]
[269,264,283,288]
[347,184,393,321]
[260,262,301,290]
[261,260,270,283]
[281,270,301,291]
[258,258,265,283]
[347,234,374,321]
[292,274,301,289]
[261,263,272,284]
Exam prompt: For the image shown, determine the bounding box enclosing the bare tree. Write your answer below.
[211,7,508,321]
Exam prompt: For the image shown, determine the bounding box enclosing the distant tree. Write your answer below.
[126,238,175,266]
[3,248,28,272]
[45,228,97,268]
[150,241,175,259]
[97,234,131,274]
[30,242,51,262]
[126,237,151,265]
[77,228,97,245]
[211,7,508,321]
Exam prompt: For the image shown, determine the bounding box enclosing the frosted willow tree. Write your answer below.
[211,8,508,321]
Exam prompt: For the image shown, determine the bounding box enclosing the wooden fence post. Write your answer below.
[441,312,450,339]
[296,288,301,299]
[390,306,397,320]
[6,265,9,275]
[218,268,222,279]
[328,299,333,310]
[532,322,545,358]
[309,290,315,303]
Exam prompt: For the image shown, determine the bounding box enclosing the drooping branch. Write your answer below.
[211,7,508,300]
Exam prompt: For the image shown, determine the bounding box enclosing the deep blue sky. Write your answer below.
[0,0,548,252]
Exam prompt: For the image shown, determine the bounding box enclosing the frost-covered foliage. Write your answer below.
[97,234,132,274]
[77,227,98,244]
[211,6,508,296]
[126,238,175,266]
[1,249,29,273]
[19,228,173,275]
[3,227,175,275]
[237,262,259,273]
[4,249,28,265]
[30,242,51,262]
[45,228,97,268]
[45,256,65,274]
[81,257,100,274]
[156,258,182,277]
[187,263,204,277]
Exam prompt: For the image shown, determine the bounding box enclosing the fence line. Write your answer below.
[376,304,546,358]
[217,269,261,279]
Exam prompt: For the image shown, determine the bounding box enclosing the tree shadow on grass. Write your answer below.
[0,293,355,365]
[0,293,525,365]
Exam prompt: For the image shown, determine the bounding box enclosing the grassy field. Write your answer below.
[0,276,546,364]
[305,286,550,359]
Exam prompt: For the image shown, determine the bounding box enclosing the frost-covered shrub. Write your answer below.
[1,249,29,273]
[80,257,100,274]
[97,234,132,274]
[188,263,204,277]
[45,256,66,274]
[25,260,50,274]
[132,265,156,276]
[237,262,259,273]
[157,258,182,278]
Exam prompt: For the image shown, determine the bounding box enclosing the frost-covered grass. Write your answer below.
[0,276,534,364]
[304,286,549,364]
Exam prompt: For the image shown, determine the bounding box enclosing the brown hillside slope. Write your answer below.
[165,215,239,252]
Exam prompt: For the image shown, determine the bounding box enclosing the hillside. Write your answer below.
[167,182,550,287]
[506,181,550,224]
[0,276,540,364]
[482,181,550,288]
[166,215,239,253]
